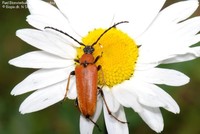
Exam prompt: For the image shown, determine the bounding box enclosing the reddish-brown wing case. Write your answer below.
[75,64,98,117]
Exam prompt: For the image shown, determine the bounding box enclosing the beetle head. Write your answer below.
[83,46,94,54]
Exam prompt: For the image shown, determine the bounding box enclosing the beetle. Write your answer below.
[71,47,101,119]
[45,21,128,127]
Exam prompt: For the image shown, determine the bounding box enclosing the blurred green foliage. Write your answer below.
[0,0,200,134]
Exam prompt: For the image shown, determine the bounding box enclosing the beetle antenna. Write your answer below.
[91,21,129,47]
[45,26,86,46]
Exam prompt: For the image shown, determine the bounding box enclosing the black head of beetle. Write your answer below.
[83,46,95,54]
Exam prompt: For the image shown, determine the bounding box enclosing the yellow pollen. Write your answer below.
[76,28,138,87]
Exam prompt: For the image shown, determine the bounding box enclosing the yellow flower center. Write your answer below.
[76,28,138,87]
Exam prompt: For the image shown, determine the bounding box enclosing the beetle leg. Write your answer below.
[94,56,101,64]
[94,52,103,64]
[98,88,128,124]
[74,98,102,131]
[86,116,102,132]
[63,71,75,101]
[97,65,101,71]
[74,59,79,63]
[75,98,78,107]
[97,65,106,88]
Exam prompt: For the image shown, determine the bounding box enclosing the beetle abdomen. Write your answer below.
[75,64,98,117]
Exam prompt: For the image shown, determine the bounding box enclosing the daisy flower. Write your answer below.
[9,0,200,133]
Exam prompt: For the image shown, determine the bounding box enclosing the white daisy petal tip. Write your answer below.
[19,102,33,115]
[127,80,181,115]
[8,59,14,66]
[172,103,180,114]
[8,51,74,69]
[10,89,17,96]
[180,74,190,86]
[138,107,164,133]
[18,81,66,115]
[163,69,190,86]
[165,70,190,86]
[16,29,24,37]
[19,107,28,115]
[155,126,164,133]
[151,121,164,133]
[167,102,180,114]
[175,108,180,114]
[9,56,24,67]
[135,68,191,86]
[8,58,23,68]
[19,104,40,115]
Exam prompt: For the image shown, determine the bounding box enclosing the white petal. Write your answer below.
[9,51,74,69]
[11,67,73,96]
[44,28,81,47]
[80,116,93,134]
[80,96,102,134]
[135,62,159,71]
[134,68,190,86]
[113,0,166,41]
[113,80,167,133]
[162,46,200,63]
[104,105,128,134]
[66,77,77,100]
[160,17,200,48]
[114,78,180,114]
[136,45,173,64]
[27,0,59,17]
[143,17,200,51]
[54,0,114,36]
[181,34,200,48]
[174,17,200,47]
[16,29,77,59]
[20,80,66,114]
[148,0,199,31]
[112,83,143,113]
[137,45,200,65]
[103,87,120,113]
[138,106,163,133]
[159,0,198,23]
[27,0,79,40]
[139,0,199,48]
[133,80,180,114]
[138,21,200,65]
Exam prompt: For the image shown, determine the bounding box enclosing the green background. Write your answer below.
[1,0,200,134]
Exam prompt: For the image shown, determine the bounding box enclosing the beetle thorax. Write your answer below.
[79,54,95,66]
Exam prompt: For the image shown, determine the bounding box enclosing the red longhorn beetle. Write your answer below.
[45,21,128,129]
